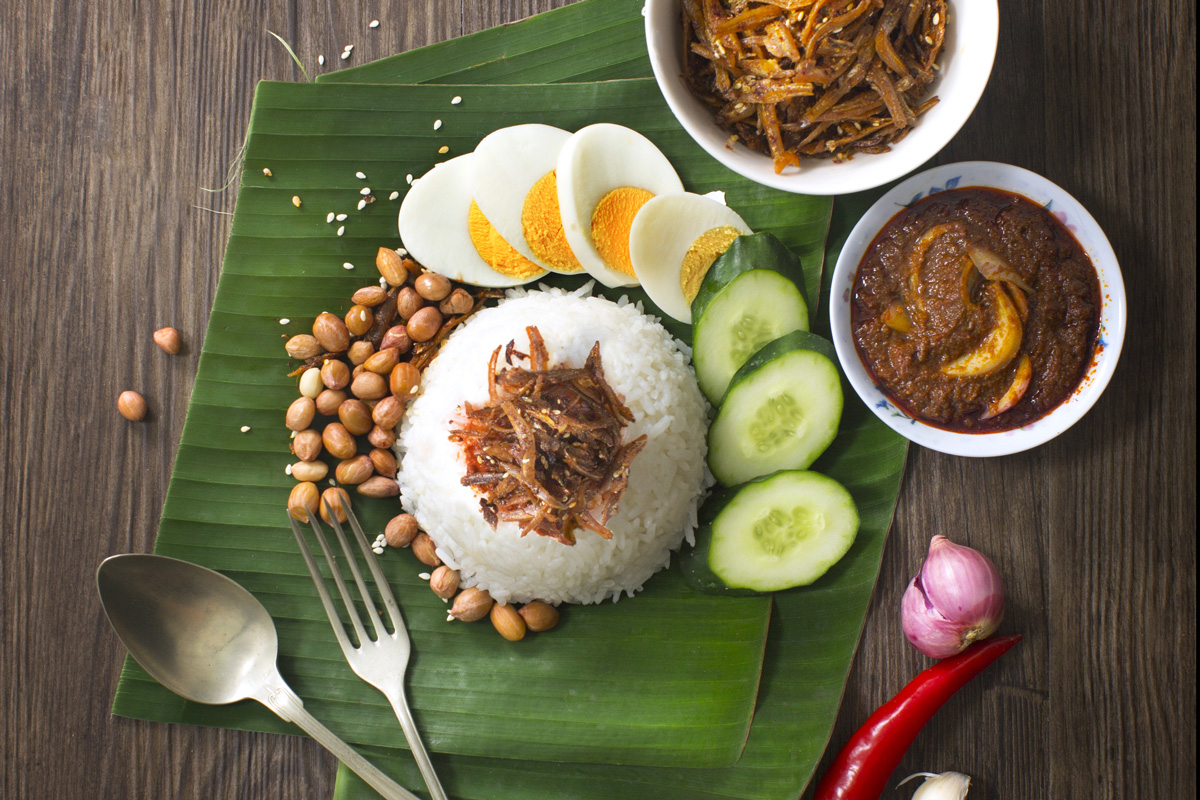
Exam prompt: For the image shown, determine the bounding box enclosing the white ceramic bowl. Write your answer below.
[644,0,999,195]
[828,161,1127,457]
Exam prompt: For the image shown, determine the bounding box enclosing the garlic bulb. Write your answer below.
[901,535,1005,659]
[900,771,971,799]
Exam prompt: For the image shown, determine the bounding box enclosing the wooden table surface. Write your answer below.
[2,1,1194,798]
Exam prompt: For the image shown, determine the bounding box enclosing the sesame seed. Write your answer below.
[326,212,335,223]
[290,430,297,439]
[379,277,387,288]
[419,572,431,581]
[262,167,272,177]
[336,225,345,236]
[396,247,408,256]
[451,96,462,105]
[355,171,366,180]
[240,426,251,433]
[360,187,371,196]
[285,464,293,475]
[372,547,384,555]
[340,51,350,60]
[343,262,354,270]
[318,54,325,66]
[279,318,290,324]
[369,19,380,28]
[932,12,940,24]
[437,145,449,154]
[357,199,367,210]
[291,195,302,207]
[389,190,399,200]
[405,174,413,184]
[343,44,354,53]
[433,119,442,130]
[336,213,348,221]
[924,35,933,44]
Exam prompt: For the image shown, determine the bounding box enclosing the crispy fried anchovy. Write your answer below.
[451,327,644,546]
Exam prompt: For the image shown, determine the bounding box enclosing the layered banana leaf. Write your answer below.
[109,77,835,770]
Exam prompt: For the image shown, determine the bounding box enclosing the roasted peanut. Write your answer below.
[285,396,316,431]
[396,287,423,320]
[352,285,388,307]
[347,340,375,365]
[363,347,400,375]
[406,306,443,343]
[450,587,494,622]
[314,388,347,416]
[350,371,388,401]
[379,325,412,354]
[388,362,421,399]
[439,288,474,316]
[299,367,325,399]
[290,460,329,482]
[376,247,408,286]
[384,513,419,547]
[368,425,397,449]
[429,566,460,599]
[320,359,351,390]
[411,532,441,567]
[518,601,560,632]
[337,398,374,435]
[490,603,526,641]
[289,481,320,521]
[414,272,451,302]
[319,487,351,524]
[369,447,397,477]
[345,304,374,337]
[117,390,147,421]
[371,395,404,430]
[313,312,350,352]
[321,422,357,460]
[285,334,323,360]
[292,428,323,461]
[335,455,373,485]
[357,476,400,498]
[153,327,182,354]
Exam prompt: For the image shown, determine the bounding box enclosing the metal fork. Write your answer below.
[288,505,448,800]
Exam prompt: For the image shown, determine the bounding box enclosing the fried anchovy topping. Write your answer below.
[450,326,647,546]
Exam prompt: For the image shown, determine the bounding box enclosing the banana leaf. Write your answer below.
[109,77,838,770]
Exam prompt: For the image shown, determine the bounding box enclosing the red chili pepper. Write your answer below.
[813,634,1022,800]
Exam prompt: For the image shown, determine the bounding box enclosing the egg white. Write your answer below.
[556,123,684,288]
[628,193,751,323]
[397,154,540,287]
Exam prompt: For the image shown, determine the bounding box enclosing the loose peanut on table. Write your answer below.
[118,390,147,421]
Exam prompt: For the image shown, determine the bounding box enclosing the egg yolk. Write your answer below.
[521,171,584,273]
[468,201,545,280]
[679,226,743,302]
[591,187,654,278]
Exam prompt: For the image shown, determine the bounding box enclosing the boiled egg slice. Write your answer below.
[628,193,751,323]
[398,154,548,287]
[556,123,684,288]
[470,124,585,275]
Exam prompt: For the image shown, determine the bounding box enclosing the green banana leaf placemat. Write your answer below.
[319,0,650,87]
[109,77,837,770]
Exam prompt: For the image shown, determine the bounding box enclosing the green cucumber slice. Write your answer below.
[690,232,809,324]
[681,470,859,595]
[692,270,809,405]
[707,330,842,487]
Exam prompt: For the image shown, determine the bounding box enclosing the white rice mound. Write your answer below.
[395,285,710,605]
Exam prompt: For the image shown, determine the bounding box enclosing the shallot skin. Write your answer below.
[902,535,1005,659]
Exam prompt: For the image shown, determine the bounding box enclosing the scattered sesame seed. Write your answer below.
[389,191,399,200]
[343,262,354,270]
[336,213,348,221]
[369,19,380,28]
[340,51,351,60]
[396,247,408,256]
[932,12,940,24]
[357,199,367,210]
[326,212,335,223]
[405,174,413,184]
[285,464,293,476]
[451,96,462,105]
[924,35,933,44]
[343,44,354,53]
[372,547,384,555]
[437,145,449,154]
[279,318,290,324]
[240,426,251,433]
[355,171,367,180]
[360,187,371,196]
[433,119,442,130]
[336,225,345,236]
[379,277,388,288]
[318,54,325,66]
[329,479,337,486]
[290,430,297,439]
[291,195,302,207]
[262,167,272,177]
[446,614,455,622]
[418,572,431,581]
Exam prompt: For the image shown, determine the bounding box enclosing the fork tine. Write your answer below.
[287,512,354,652]
[306,504,371,646]
[344,504,407,639]
[323,505,390,641]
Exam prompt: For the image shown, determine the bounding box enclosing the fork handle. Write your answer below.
[262,682,422,800]
[385,689,449,800]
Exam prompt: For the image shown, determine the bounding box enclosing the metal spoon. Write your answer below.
[96,553,419,800]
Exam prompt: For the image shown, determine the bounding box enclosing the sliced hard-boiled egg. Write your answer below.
[556,123,684,288]
[398,154,548,287]
[469,124,584,275]
[628,193,751,323]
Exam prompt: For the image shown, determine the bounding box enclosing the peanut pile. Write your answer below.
[283,248,559,640]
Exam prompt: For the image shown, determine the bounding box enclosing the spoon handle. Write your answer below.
[262,683,421,800]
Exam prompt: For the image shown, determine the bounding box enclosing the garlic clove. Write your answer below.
[900,770,971,800]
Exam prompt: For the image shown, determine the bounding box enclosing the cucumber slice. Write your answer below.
[692,270,809,404]
[680,470,859,595]
[707,330,842,487]
[690,232,809,324]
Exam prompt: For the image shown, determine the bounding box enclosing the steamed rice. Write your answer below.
[395,285,710,605]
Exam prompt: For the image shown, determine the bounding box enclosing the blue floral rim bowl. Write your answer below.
[829,161,1127,457]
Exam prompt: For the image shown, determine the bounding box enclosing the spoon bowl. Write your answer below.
[96,553,417,800]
